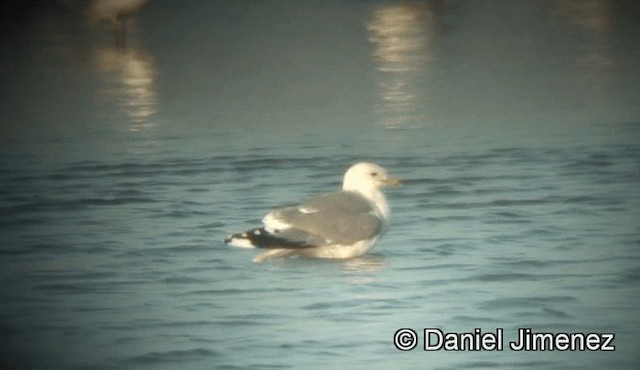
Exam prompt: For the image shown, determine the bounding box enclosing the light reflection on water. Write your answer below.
[367,2,440,128]
[92,44,158,130]
[553,0,616,91]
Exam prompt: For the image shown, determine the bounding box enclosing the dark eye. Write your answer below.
[370,172,378,177]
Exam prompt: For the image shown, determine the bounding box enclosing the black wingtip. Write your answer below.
[225,228,316,249]
[224,229,264,248]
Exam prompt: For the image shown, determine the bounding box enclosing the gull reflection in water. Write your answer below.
[342,255,386,284]
[367,2,441,128]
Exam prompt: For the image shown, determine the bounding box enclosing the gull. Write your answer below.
[87,0,151,47]
[224,162,400,262]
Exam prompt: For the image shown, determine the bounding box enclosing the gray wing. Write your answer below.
[263,191,382,247]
